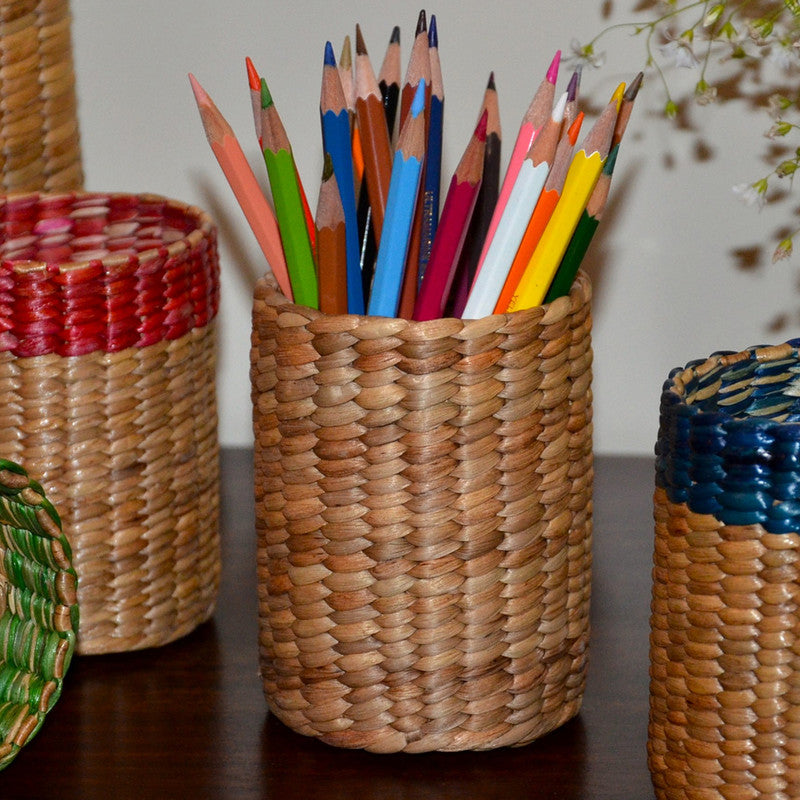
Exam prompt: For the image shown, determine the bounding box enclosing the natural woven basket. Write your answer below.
[0,191,220,655]
[651,340,800,799]
[250,271,594,753]
[0,457,77,770]
[0,0,82,192]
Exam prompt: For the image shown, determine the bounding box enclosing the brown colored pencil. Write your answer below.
[612,71,643,148]
[354,23,394,247]
[315,153,348,314]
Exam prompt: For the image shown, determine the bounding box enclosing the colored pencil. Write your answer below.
[612,71,643,148]
[245,56,262,145]
[448,72,501,317]
[414,110,487,321]
[316,153,349,314]
[563,68,581,132]
[378,25,402,142]
[248,60,316,253]
[320,40,365,314]
[397,11,432,318]
[259,78,318,308]
[354,23,394,246]
[470,51,560,290]
[418,13,444,284]
[367,80,426,317]
[544,143,619,304]
[462,91,567,319]
[188,73,292,300]
[506,84,624,312]
[494,104,583,314]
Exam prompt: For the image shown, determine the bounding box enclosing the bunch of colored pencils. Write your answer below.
[190,10,641,321]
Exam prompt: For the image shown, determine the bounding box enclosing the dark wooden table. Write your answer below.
[2,450,657,799]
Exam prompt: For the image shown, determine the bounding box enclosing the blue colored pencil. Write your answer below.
[368,80,426,317]
[320,41,365,314]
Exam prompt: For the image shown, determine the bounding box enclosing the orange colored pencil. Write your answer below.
[188,73,292,300]
[315,153,348,314]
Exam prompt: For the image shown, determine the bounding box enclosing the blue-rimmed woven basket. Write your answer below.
[649,341,800,800]
[0,457,77,770]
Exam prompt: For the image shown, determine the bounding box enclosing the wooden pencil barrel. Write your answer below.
[0,191,220,655]
[0,0,82,192]
[250,270,594,752]
[650,341,800,799]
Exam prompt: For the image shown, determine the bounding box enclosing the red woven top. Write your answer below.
[0,192,220,357]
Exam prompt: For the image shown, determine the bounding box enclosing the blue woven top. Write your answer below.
[655,339,800,533]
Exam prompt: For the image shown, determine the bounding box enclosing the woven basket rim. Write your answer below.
[0,190,215,274]
[256,268,592,330]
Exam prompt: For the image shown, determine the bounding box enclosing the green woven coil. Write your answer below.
[0,458,77,770]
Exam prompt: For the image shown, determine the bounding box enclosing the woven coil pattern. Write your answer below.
[0,0,82,192]
[0,192,220,655]
[250,271,594,753]
[0,457,77,770]
[651,341,800,799]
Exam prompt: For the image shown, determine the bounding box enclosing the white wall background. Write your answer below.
[68,0,800,455]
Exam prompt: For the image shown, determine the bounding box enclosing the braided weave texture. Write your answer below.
[651,341,800,798]
[251,271,594,752]
[0,192,220,655]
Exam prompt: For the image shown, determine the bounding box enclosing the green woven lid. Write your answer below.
[0,458,78,770]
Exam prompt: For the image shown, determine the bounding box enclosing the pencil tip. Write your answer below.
[324,40,336,67]
[260,77,273,110]
[390,25,400,44]
[428,14,438,48]
[552,90,568,122]
[605,142,620,173]
[624,71,644,101]
[340,35,352,68]
[546,50,561,84]
[355,24,367,56]
[566,69,580,102]
[322,151,334,180]
[612,81,625,109]
[415,9,427,36]
[568,111,584,145]
[245,57,259,91]
[487,71,496,90]
[411,78,426,116]
[188,73,206,104]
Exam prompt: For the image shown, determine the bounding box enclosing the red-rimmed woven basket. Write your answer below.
[250,270,594,753]
[0,191,220,655]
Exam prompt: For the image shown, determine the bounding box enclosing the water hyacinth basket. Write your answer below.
[0,457,77,770]
[0,191,221,655]
[250,270,594,753]
[651,340,800,799]
[0,0,83,192]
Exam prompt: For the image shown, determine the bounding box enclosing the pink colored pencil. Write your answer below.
[188,73,292,299]
[413,111,487,321]
[469,51,559,289]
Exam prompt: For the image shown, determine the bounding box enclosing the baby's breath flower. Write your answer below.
[695,80,718,105]
[660,37,700,68]
[565,38,606,69]
[732,181,768,209]
[773,237,794,261]
[767,119,794,138]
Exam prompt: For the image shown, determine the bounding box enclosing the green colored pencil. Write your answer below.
[544,143,618,303]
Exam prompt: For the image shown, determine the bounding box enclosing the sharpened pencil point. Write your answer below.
[411,78,426,116]
[552,91,567,123]
[428,14,438,48]
[339,35,352,70]
[567,111,584,145]
[324,40,336,68]
[546,50,561,84]
[390,25,400,44]
[487,71,496,91]
[604,142,619,174]
[322,151,334,181]
[612,81,625,109]
[188,73,206,105]
[566,69,580,102]
[260,77,273,110]
[245,57,260,91]
[355,24,367,56]
[624,71,644,102]
[415,9,427,36]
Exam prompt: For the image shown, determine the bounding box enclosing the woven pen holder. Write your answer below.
[0,191,221,655]
[0,0,82,192]
[651,340,800,799]
[0,457,77,770]
[250,271,594,753]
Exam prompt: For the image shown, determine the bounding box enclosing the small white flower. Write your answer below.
[564,38,606,69]
[660,38,700,68]
[765,41,800,70]
[732,182,767,209]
